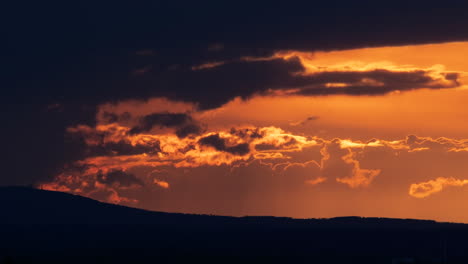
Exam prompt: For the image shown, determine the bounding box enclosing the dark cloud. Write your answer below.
[3,0,468,186]
[101,111,132,123]
[306,116,320,121]
[406,135,419,145]
[96,170,143,188]
[290,116,320,126]
[176,124,203,138]
[129,112,203,138]
[89,140,160,157]
[199,134,250,156]
[294,70,460,96]
[166,63,459,104]
[122,58,460,110]
[65,123,161,157]
[144,57,305,109]
[5,2,468,106]
[229,128,263,140]
[131,113,192,133]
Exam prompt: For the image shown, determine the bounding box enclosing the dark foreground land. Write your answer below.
[1,187,467,263]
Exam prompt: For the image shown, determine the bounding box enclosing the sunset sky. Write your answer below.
[5,2,468,223]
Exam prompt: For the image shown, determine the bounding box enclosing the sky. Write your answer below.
[4,1,468,223]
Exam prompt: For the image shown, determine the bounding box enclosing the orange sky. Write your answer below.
[40,41,468,223]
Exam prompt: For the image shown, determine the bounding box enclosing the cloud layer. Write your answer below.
[409,177,468,198]
[39,105,468,206]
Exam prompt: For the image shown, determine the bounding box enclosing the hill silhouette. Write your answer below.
[1,187,468,263]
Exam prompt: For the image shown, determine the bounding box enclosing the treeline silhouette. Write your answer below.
[0,187,466,263]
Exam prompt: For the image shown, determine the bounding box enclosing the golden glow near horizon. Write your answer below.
[41,41,468,223]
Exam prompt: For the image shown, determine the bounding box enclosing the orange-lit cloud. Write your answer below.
[305,177,327,185]
[191,61,226,71]
[336,150,381,188]
[39,170,141,204]
[154,179,170,189]
[42,102,468,201]
[243,45,465,96]
[409,177,468,198]
[62,124,322,173]
[44,109,468,205]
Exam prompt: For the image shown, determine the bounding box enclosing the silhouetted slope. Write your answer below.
[0,186,233,225]
[1,187,468,263]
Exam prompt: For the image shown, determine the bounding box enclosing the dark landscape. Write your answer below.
[1,187,467,263]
